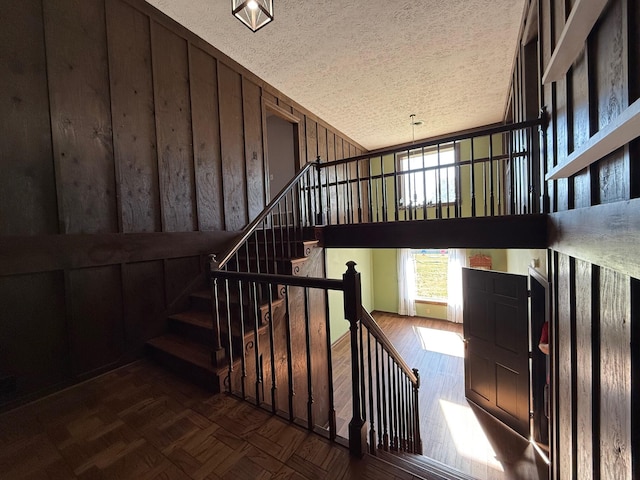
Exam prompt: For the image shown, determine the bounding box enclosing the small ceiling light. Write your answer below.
[409,114,424,143]
[232,0,274,32]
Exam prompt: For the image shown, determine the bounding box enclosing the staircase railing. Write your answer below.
[313,117,546,225]
[209,261,420,458]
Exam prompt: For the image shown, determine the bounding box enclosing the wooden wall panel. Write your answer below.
[106,0,161,233]
[68,266,124,376]
[306,118,318,163]
[556,253,573,480]
[0,1,57,236]
[599,267,631,480]
[44,0,117,234]
[570,46,592,209]
[165,256,202,306]
[190,46,224,231]
[293,108,307,168]
[555,78,570,211]
[122,260,166,354]
[317,124,327,163]
[218,63,247,231]
[575,259,593,480]
[327,131,336,162]
[242,78,265,221]
[0,272,68,398]
[151,22,197,232]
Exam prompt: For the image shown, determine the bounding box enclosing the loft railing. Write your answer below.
[312,117,546,226]
[208,262,421,458]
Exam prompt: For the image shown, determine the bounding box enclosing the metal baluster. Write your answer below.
[356,159,362,223]
[284,286,295,421]
[210,274,225,368]
[509,130,515,214]
[375,339,383,449]
[334,164,340,225]
[393,153,399,221]
[345,163,352,223]
[238,279,247,399]
[367,158,373,223]
[382,350,389,450]
[393,360,399,450]
[470,136,476,217]
[412,368,422,454]
[436,144,442,219]
[359,321,366,424]
[267,283,277,413]
[225,279,233,393]
[366,331,375,454]
[304,288,314,430]
[252,281,262,405]
[381,156,388,222]
[489,133,495,216]
[324,288,336,440]
[422,147,427,219]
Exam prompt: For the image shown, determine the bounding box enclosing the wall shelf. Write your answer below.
[541,0,608,85]
[546,98,640,180]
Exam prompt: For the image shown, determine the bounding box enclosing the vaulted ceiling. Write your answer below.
[146,0,527,150]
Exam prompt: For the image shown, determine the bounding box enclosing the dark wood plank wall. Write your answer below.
[510,0,638,478]
[0,0,364,407]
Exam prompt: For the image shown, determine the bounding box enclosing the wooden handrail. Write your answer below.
[211,161,316,270]
[360,308,418,385]
[210,268,344,291]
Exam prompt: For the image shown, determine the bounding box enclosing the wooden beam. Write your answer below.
[546,98,640,180]
[0,231,236,276]
[541,0,609,84]
[548,198,640,279]
[316,215,548,249]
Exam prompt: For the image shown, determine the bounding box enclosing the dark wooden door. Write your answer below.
[463,267,530,437]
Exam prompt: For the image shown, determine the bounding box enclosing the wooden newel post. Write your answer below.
[343,261,367,457]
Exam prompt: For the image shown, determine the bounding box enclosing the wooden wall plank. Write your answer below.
[327,131,336,162]
[218,63,247,231]
[306,117,318,164]
[0,272,68,399]
[44,0,117,234]
[106,0,161,233]
[151,21,197,232]
[570,45,592,208]
[242,78,265,221]
[575,259,593,480]
[556,253,573,480]
[189,46,224,231]
[0,0,57,236]
[165,256,202,306]
[68,265,124,376]
[317,124,327,163]
[122,260,166,355]
[599,267,631,480]
[293,109,306,168]
[0,231,234,277]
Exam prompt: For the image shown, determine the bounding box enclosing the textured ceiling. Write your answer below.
[146,0,527,150]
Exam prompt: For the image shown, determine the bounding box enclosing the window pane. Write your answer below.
[399,146,456,207]
[413,249,448,301]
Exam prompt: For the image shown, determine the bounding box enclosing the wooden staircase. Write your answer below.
[146,231,319,393]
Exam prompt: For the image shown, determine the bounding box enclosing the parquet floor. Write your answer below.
[331,312,549,480]
[0,360,424,480]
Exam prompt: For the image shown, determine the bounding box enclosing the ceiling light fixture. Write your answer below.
[232,0,274,32]
[410,114,424,143]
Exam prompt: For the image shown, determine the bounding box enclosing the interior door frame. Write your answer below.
[529,266,551,450]
[261,98,301,203]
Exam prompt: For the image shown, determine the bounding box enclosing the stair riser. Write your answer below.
[145,344,222,392]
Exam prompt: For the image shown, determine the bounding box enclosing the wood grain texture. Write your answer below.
[0,231,234,277]
[0,361,421,480]
[306,118,318,164]
[165,256,202,307]
[189,46,224,231]
[0,272,68,399]
[242,78,266,222]
[122,260,166,354]
[569,46,591,208]
[599,267,631,480]
[0,0,57,236]
[151,21,197,232]
[44,0,118,234]
[218,63,248,231]
[317,124,328,163]
[556,253,573,480]
[68,265,124,376]
[574,259,593,480]
[293,109,307,168]
[106,0,161,233]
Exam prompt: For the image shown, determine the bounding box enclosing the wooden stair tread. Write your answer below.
[169,310,212,329]
[147,334,214,372]
[376,449,476,480]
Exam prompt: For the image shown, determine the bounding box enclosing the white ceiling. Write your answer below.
[146,0,527,150]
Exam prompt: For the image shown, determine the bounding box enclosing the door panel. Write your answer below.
[463,267,530,437]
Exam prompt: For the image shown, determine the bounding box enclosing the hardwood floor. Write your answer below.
[0,360,437,480]
[331,312,549,480]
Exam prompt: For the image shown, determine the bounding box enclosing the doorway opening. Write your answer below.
[263,100,300,202]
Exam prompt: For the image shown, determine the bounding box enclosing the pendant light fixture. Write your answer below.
[232,0,274,32]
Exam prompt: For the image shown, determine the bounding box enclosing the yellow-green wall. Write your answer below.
[326,248,374,343]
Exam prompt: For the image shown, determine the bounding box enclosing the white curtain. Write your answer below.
[397,249,416,316]
[447,248,468,323]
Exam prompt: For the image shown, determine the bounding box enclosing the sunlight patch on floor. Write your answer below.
[439,399,504,472]
[413,326,464,358]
